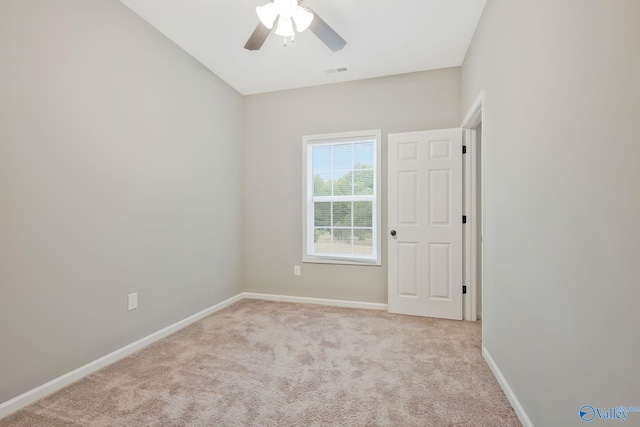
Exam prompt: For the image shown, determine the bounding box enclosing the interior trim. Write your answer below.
[483,346,534,427]
[243,292,388,310]
[0,293,243,419]
[0,292,385,419]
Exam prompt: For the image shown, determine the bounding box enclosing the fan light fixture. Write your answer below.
[256,0,314,38]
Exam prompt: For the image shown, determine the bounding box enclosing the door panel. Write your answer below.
[429,170,451,225]
[429,243,451,298]
[398,172,418,224]
[388,129,463,320]
[398,243,419,296]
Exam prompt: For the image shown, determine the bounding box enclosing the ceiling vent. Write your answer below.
[325,66,349,75]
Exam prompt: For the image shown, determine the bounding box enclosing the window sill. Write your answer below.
[303,255,381,266]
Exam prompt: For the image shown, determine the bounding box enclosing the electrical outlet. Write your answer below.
[294,265,301,276]
[128,293,138,311]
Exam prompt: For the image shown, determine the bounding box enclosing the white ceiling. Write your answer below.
[120,0,486,95]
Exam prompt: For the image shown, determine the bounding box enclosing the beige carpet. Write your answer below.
[1,300,521,426]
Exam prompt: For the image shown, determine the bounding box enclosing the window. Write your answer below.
[302,130,382,265]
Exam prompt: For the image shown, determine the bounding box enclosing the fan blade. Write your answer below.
[307,9,346,52]
[244,22,272,51]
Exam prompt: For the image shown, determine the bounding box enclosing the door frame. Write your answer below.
[461,90,485,322]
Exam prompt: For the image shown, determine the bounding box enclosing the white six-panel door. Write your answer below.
[388,129,463,320]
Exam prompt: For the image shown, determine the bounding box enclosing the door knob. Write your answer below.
[390,230,397,236]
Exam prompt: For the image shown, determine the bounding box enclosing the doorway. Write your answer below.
[462,123,482,321]
[461,90,484,322]
[386,91,485,322]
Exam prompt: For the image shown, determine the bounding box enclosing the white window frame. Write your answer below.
[302,129,382,266]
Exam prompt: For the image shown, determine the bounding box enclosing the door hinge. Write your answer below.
[463,285,467,294]
[462,215,467,224]
[462,145,467,154]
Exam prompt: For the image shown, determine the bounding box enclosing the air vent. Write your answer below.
[325,66,349,75]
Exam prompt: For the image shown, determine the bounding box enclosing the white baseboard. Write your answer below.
[242,292,388,310]
[483,346,534,427]
[0,292,387,420]
[3,292,535,425]
[0,293,243,420]
[0,292,386,419]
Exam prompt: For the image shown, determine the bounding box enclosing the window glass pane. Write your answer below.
[313,171,332,196]
[332,229,353,255]
[333,170,353,196]
[305,131,379,264]
[314,202,331,226]
[354,142,374,169]
[353,229,373,255]
[353,201,373,227]
[313,228,331,254]
[333,202,352,226]
[353,169,374,196]
[333,143,352,170]
[313,145,332,172]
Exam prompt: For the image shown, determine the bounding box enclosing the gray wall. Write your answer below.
[461,1,640,425]
[0,0,244,403]
[243,69,461,303]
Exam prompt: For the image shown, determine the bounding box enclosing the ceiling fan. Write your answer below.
[244,0,347,52]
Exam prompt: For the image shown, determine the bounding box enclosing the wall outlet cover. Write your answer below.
[128,293,138,311]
